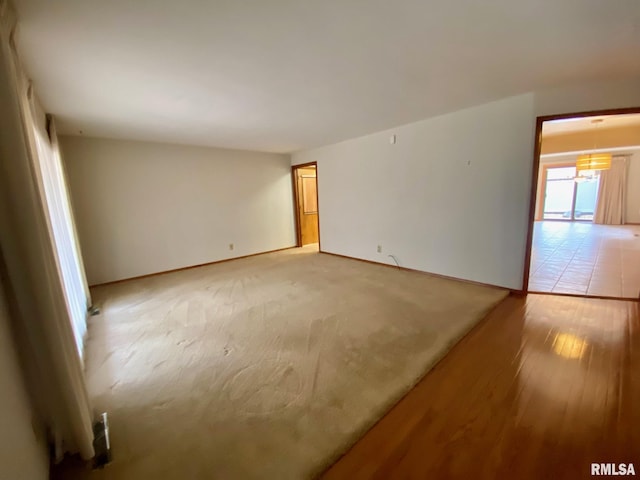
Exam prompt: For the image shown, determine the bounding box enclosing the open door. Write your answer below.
[522,107,640,299]
[292,163,319,248]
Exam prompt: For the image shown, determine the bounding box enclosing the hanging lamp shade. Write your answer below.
[576,153,611,172]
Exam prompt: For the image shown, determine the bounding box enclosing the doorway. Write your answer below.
[292,162,320,249]
[523,107,640,299]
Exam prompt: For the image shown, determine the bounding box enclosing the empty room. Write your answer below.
[0,1,639,480]
[528,113,640,298]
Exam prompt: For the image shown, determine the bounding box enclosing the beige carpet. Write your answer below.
[72,247,507,479]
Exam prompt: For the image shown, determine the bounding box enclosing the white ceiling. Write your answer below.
[14,0,640,153]
[543,113,640,136]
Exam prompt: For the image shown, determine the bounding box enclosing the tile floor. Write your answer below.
[529,221,640,298]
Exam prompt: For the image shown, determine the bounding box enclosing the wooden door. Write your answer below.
[296,167,319,245]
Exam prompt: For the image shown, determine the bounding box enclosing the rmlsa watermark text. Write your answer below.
[591,463,636,476]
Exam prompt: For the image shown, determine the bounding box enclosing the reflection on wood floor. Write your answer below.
[323,294,640,480]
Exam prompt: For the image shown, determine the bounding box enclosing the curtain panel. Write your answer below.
[594,156,629,225]
[0,0,94,460]
[28,101,91,359]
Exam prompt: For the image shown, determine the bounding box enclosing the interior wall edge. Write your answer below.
[319,250,511,292]
[89,245,298,288]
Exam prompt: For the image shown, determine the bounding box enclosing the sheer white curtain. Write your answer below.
[28,103,91,359]
[594,156,629,225]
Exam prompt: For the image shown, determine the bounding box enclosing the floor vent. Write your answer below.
[93,412,111,469]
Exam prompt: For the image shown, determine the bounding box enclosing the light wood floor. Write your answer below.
[323,294,640,479]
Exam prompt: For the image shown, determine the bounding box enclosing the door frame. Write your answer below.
[291,161,321,249]
[522,106,640,293]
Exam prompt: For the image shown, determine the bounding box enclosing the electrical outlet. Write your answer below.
[377,245,382,253]
[229,243,234,251]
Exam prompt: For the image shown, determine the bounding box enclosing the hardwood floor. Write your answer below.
[322,294,640,479]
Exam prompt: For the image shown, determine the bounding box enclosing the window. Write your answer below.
[542,165,599,221]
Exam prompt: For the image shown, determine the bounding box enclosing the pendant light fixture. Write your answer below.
[576,118,611,172]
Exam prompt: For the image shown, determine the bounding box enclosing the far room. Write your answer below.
[528,113,640,298]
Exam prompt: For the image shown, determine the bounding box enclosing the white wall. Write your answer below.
[0,279,49,480]
[293,94,536,289]
[62,137,296,285]
[534,76,640,117]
